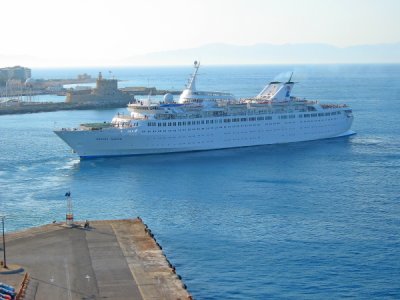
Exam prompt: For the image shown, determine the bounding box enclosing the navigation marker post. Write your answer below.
[1,216,6,268]
[65,192,73,226]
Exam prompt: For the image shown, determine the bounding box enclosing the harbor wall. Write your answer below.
[0,101,129,115]
[1,218,192,299]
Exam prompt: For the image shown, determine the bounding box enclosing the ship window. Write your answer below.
[173,122,176,126]
[241,118,247,122]
[183,122,186,125]
[158,123,161,127]
[168,122,172,126]
[318,113,324,117]
[325,113,330,116]
[298,114,303,118]
[257,117,264,120]
[249,117,256,121]
[280,115,287,119]
[337,111,341,114]
[265,116,272,120]
[201,120,204,124]
[331,112,337,115]
[206,120,209,124]
[311,113,317,117]
[304,114,310,118]
[289,115,295,119]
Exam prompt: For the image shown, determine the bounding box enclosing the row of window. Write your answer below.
[145,111,341,127]
[142,124,338,135]
[146,115,285,127]
[303,111,341,118]
[279,115,296,119]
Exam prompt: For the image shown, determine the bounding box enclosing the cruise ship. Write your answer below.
[54,62,354,158]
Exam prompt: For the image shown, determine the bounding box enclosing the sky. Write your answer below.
[1,0,400,67]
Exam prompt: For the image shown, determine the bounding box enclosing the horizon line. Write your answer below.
[24,62,400,69]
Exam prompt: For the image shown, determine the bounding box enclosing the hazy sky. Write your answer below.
[1,0,400,66]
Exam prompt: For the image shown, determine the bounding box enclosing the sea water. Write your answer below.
[1,64,399,299]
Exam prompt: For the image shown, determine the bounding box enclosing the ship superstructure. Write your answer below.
[54,62,354,158]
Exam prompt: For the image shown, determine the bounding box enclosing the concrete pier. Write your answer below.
[0,219,191,300]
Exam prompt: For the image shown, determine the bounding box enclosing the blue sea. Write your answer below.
[1,64,399,299]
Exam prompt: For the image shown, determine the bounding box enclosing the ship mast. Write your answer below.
[187,61,200,91]
[286,72,294,83]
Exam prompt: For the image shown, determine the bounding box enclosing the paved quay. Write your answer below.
[0,219,191,300]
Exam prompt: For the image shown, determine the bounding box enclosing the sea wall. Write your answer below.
[0,101,130,115]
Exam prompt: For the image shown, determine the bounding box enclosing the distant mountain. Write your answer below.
[2,43,399,68]
[122,43,400,65]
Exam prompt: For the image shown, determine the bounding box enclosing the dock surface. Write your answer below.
[0,219,190,300]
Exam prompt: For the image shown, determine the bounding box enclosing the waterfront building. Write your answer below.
[0,66,31,86]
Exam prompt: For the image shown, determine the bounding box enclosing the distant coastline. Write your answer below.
[0,68,181,115]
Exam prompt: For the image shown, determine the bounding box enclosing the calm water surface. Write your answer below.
[1,65,399,299]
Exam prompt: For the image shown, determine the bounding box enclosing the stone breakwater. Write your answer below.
[0,100,130,115]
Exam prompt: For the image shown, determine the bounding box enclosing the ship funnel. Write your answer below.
[256,72,296,102]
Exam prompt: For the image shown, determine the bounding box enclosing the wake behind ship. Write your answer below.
[54,62,354,158]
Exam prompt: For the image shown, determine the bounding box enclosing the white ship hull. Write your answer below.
[54,64,355,159]
[55,111,354,158]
